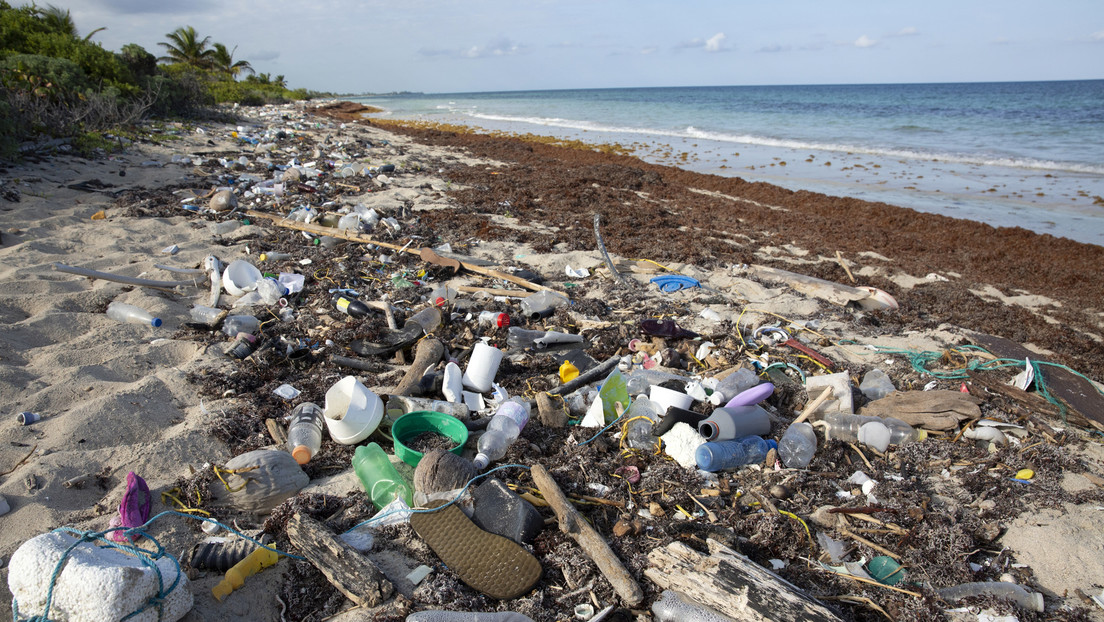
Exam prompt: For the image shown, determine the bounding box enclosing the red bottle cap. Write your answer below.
[496,313,510,327]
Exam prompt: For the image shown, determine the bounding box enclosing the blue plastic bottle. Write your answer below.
[695,436,770,472]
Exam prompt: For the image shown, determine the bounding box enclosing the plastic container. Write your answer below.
[106,301,162,327]
[859,369,896,401]
[478,311,510,328]
[222,260,262,296]
[322,376,384,444]
[695,436,770,471]
[428,285,458,307]
[333,294,371,318]
[405,306,442,334]
[519,290,569,319]
[352,443,413,511]
[222,315,260,337]
[598,369,630,423]
[473,398,531,470]
[624,395,660,450]
[938,581,1044,612]
[698,405,771,441]
[337,213,360,231]
[778,421,817,468]
[255,277,287,305]
[391,410,470,466]
[823,413,918,445]
[707,368,760,406]
[190,305,222,326]
[462,342,503,393]
[650,385,693,414]
[286,403,324,465]
[506,327,583,350]
[652,589,734,622]
[723,383,775,409]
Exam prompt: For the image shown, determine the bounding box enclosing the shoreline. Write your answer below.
[1,101,1103,622]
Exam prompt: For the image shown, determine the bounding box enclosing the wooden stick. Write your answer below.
[793,388,834,424]
[840,526,901,561]
[392,338,444,396]
[456,286,533,298]
[245,209,554,293]
[819,569,921,597]
[835,251,856,283]
[531,464,644,606]
[848,443,875,471]
[285,513,393,606]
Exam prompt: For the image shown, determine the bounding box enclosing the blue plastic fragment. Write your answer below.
[650,275,701,293]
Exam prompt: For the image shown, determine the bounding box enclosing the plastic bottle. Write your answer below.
[259,251,292,262]
[286,403,324,465]
[478,311,511,328]
[473,398,531,470]
[208,220,241,236]
[823,412,919,445]
[506,327,583,350]
[107,301,162,327]
[256,277,287,305]
[189,305,223,326]
[697,405,772,441]
[695,436,770,472]
[222,315,260,336]
[353,443,413,510]
[405,306,442,334]
[778,422,817,468]
[859,369,896,401]
[707,368,760,406]
[333,294,371,318]
[211,547,280,601]
[652,589,732,622]
[624,396,659,450]
[428,285,458,307]
[337,213,360,231]
[519,290,569,319]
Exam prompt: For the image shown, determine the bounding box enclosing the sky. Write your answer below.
[49,0,1104,94]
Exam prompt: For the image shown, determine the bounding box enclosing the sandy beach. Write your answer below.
[2,101,1103,622]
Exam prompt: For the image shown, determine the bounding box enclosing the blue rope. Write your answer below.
[342,463,532,534]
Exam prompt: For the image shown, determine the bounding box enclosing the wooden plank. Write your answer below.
[645,539,844,622]
[530,464,643,607]
[285,513,393,607]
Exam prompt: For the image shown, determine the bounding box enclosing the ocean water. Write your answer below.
[352,81,1104,246]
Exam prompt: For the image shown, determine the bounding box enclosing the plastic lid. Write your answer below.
[473,453,489,470]
[291,445,312,465]
[150,318,163,327]
[496,313,510,327]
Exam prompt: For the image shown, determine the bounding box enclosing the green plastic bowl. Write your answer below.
[391,410,469,467]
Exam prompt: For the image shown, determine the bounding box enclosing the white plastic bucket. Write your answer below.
[323,376,383,444]
[649,385,693,414]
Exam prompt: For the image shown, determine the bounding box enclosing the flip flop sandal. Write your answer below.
[350,324,423,357]
[409,500,542,600]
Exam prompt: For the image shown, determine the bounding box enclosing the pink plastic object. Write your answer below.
[724,383,775,408]
[108,472,151,543]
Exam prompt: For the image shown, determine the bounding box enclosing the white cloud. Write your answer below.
[894,26,918,37]
[1092,30,1104,41]
[420,37,523,59]
[705,32,726,52]
[757,44,791,54]
[640,46,658,55]
[854,35,878,48]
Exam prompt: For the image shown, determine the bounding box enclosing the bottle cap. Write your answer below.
[473,453,489,470]
[496,313,510,327]
[292,445,312,465]
[150,318,163,328]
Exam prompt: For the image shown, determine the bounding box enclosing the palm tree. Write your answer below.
[211,43,254,78]
[35,4,106,40]
[158,26,215,69]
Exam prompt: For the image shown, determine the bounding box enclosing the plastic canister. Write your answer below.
[697,405,771,441]
[322,376,383,444]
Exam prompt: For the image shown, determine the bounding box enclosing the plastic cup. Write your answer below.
[649,385,693,414]
[17,411,41,425]
[462,343,503,393]
[322,376,383,444]
[222,260,262,297]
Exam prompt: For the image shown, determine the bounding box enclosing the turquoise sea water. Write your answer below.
[351,81,1104,246]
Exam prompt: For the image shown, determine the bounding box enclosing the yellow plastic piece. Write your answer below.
[211,546,280,601]
[558,360,579,383]
[1015,468,1035,480]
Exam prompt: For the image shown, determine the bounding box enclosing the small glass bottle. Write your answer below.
[286,403,324,465]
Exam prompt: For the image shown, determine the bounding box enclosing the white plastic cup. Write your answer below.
[462,343,503,393]
[322,376,383,444]
[649,385,693,414]
[222,259,263,297]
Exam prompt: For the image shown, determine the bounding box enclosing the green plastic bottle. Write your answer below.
[352,443,413,511]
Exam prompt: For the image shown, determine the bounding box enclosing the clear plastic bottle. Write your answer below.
[255,277,287,305]
[519,290,569,319]
[428,285,458,307]
[222,315,260,336]
[405,306,442,334]
[506,327,583,350]
[624,395,659,450]
[189,305,223,326]
[473,398,531,470]
[778,421,817,468]
[697,405,772,441]
[286,403,324,465]
[823,412,918,445]
[478,311,511,328]
[652,589,733,622]
[353,442,413,510]
[707,368,760,405]
[695,436,770,472]
[107,301,162,327]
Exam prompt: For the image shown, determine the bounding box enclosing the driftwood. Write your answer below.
[285,513,393,607]
[536,392,568,428]
[392,338,444,396]
[52,262,204,291]
[966,371,1101,431]
[530,464,643,606]
[646,539,843,622]
[245,210,553,293]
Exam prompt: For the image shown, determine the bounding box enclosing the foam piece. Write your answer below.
[661,422,706,469]
[804,372,853,414]
[8,531,193,622]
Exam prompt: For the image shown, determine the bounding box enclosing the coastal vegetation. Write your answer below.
[0,2,323,158]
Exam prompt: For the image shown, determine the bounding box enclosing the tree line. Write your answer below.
[0,2,324,158]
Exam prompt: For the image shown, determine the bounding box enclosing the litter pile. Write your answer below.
[5,102,1104,622]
